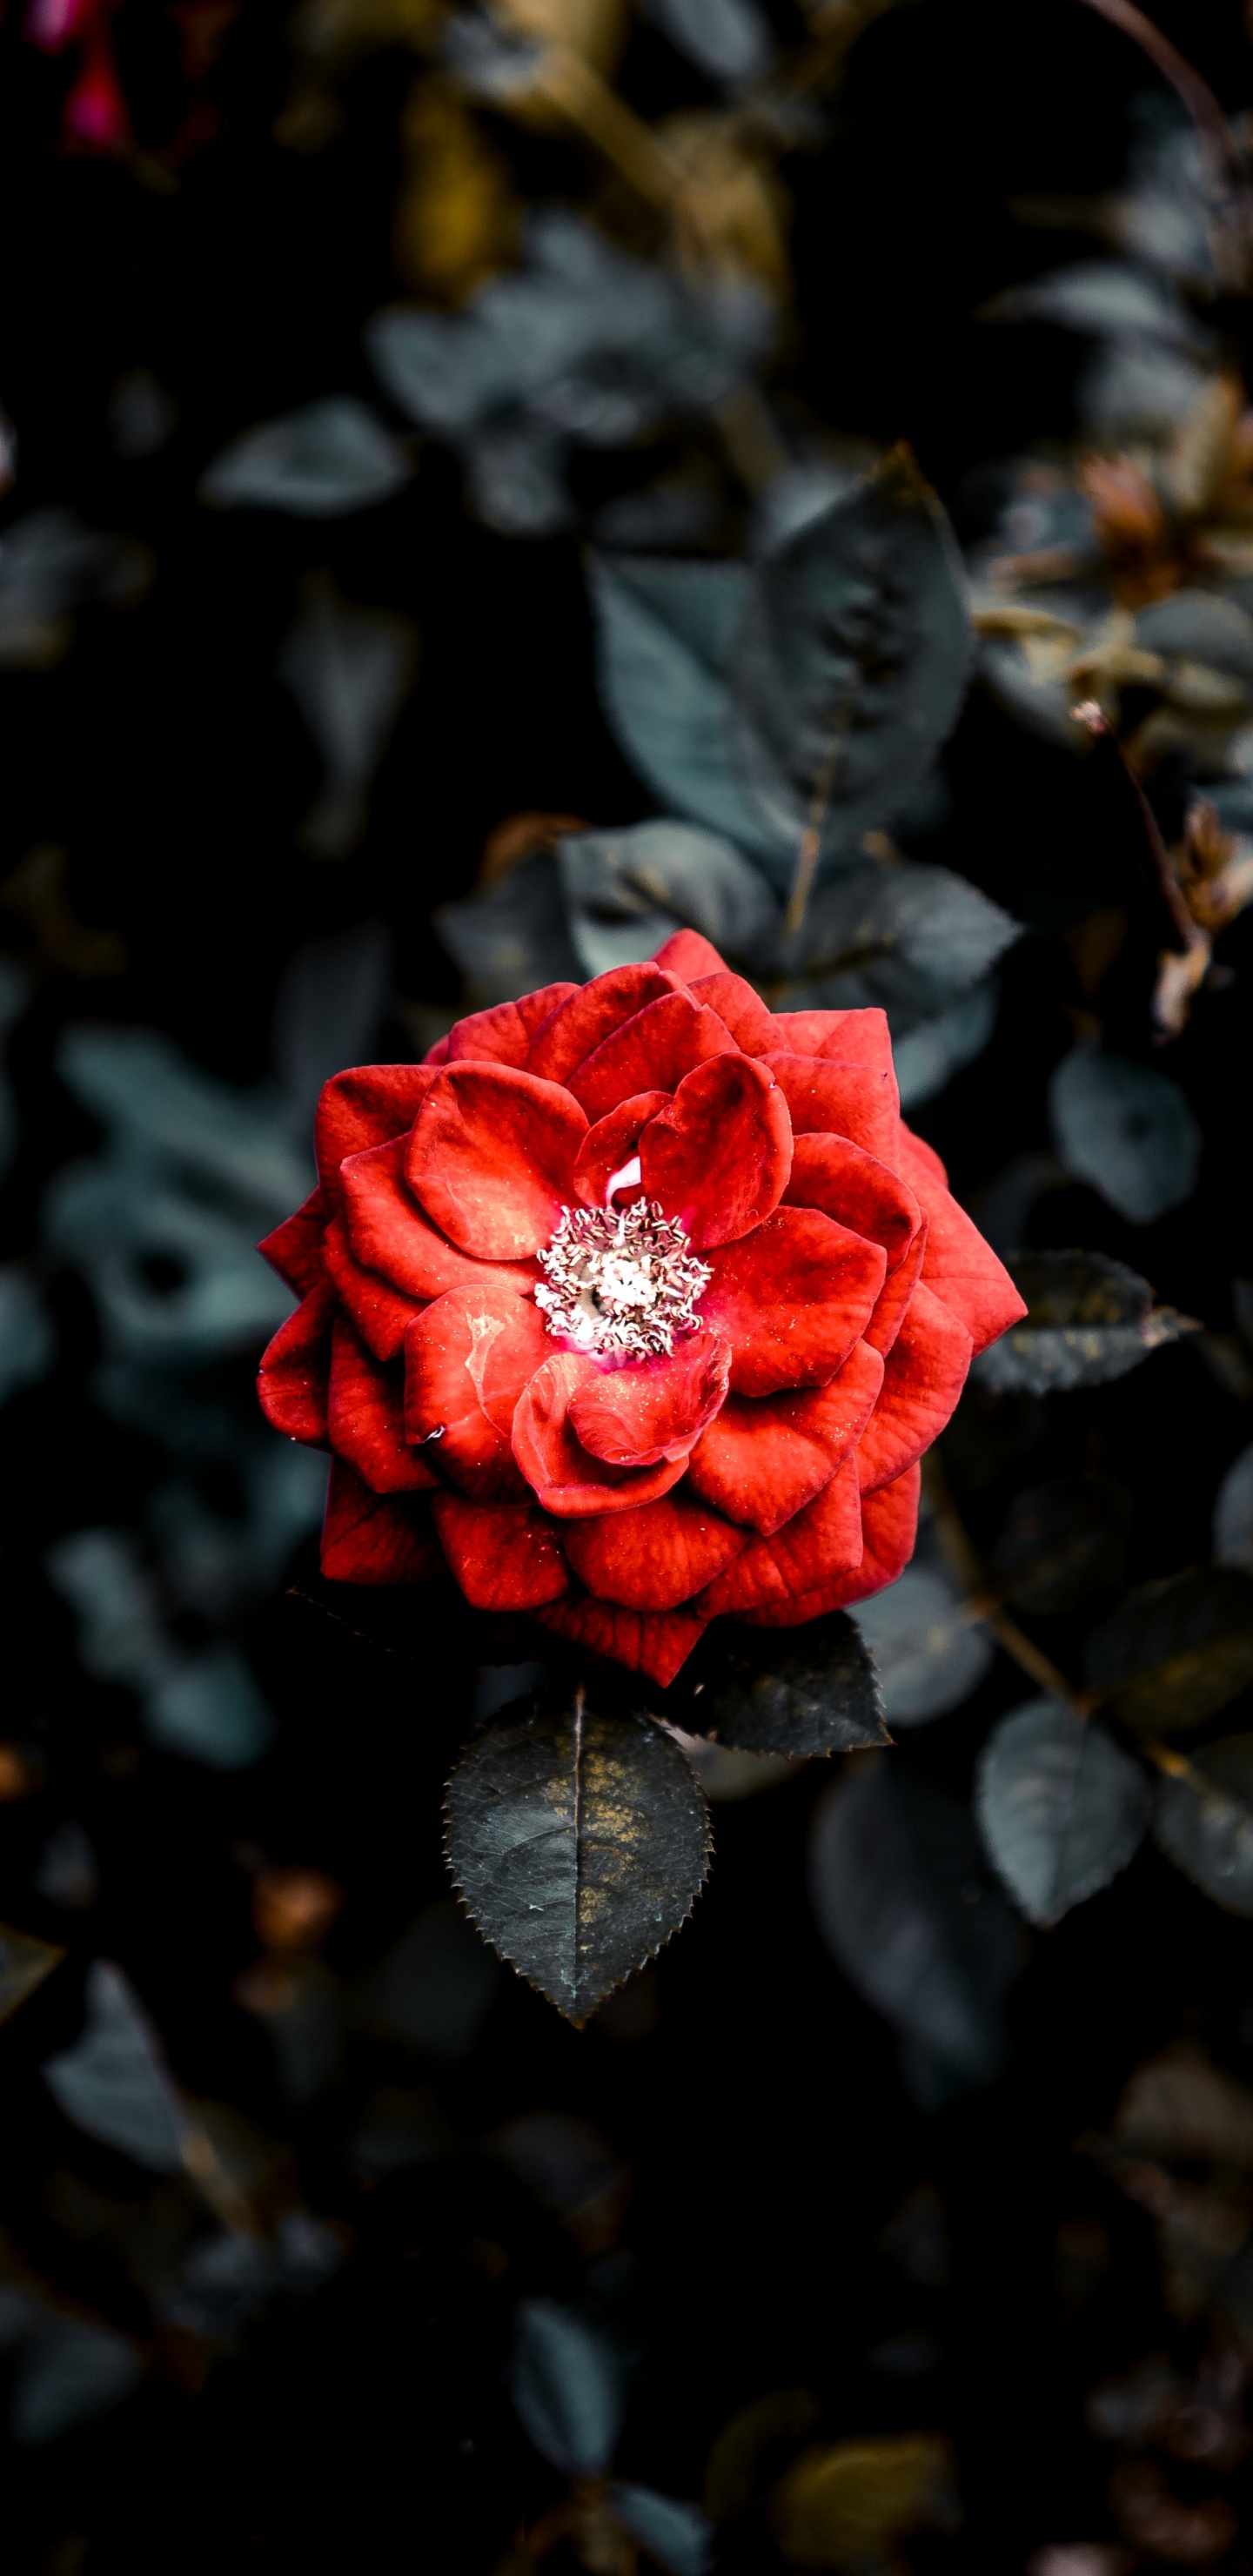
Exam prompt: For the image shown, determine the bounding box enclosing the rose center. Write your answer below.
[535,1198,712,1359]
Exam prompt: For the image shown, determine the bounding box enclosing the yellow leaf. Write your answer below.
[768,2433,960,2569]
[394,78,519,302]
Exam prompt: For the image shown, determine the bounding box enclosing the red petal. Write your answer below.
[651,929,727,983]
[342,1135,537,1300]
[563,1486,748,1610]
[767,1007,895,1077]
[899,1124,947,1188]
[701,1208,886,1398]
[527,963,679,1085]
[430,1490,568,1611]
[573,1091,672,1211]
[695,1454,863,1615]
[568,1334,730,1466]
[856,1280,972,1493]
[405,1065,587,1260]
[687,1338,883,1534]
[258,1280,335,1443]
[321,1461,439,1584]
[424,1035,452,1064]
[897,1129,1028,1355]
[403,1285,550,1500]
[531,1595,708,1687]
[258,1187,327,1295]
[512,1352,690,1518]
[639,1055,793,1249]
[738,1464,919,1624]
[444,983,580,1068]
[782,1133,920,1265]
[315,1066,438,1204]
[322,1214,424,1361]
[687,969,777,1054]
[327,1317,437,1495]
[761,1052,898,1167]
[567,991,737,1123]
[864,1219,927,1358]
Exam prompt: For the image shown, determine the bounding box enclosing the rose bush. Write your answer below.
[257,933,1025,1685]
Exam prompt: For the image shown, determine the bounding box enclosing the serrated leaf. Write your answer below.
[42,1960,186,2172]
[990,1476,1132,1614]
[555,819,777,980]
[1084,1568,1253,1737]
[850,1563,994,1728]
[808,1759,1022,2106]
[444,1693,711,2022]
[668,1612,887,1757]
[0,1923,65,2026]
[611,2485,715,2576]
[731,450,971,870]
[510,2297,624,2475]
[198,398,411,518]
[767,2432,960,2570]
[975,1696,1150,1927]
[1049,1046,1202,1225]
[1155,1736,1253,1914]
[973,1250,1199,1395]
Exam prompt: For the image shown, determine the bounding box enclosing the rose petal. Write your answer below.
[406,1064,588,1260]
[328,1317,438,1494]
[701,1208,886,1398]
[898,1127,1028,1355]
[739,1462,920,1624]
[531,1595,709,1687]
[258,1187,326,1295]
[563,1486,748,1610]
[443,983,581,1067]
[512,1351,691,1518]
[760,1052,898,1167]
[315,1065,438,1204]
[856,1280,972,1493]
[569,1334,730,1467]
[767,1006,895,1077]
[864,1218,927,1359]
[638,1055,793,1249]
[424,1034,451,1064]
[404,1284,550,1501]
[322,1460,439,1584]
[258,1279,335,1443]
[695,1453,863,1615]
[429,1489,568,1611]
[323,1214,425,1361]
[687,1337,883,1534]
[687,969,777,1055]
[573,1092,672,1211]
[566,991,738,1123]
[651,929,728,983]
[526,963,679,1085]
[899,1125,947,1188]
[782,1133,920,1265]
[342,1135,537,1300]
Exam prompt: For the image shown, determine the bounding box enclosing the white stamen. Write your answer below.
[535,1199,711,1360]
[604,1155,642,1207]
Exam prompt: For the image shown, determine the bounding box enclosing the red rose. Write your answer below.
[257,933,1025,1687]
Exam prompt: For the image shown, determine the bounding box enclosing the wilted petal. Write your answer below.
[406,1064,587,1260]
[702,1208,886,1397]
[429,1490,568,1610]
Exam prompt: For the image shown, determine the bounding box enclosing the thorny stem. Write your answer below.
[1069,0,1253,291]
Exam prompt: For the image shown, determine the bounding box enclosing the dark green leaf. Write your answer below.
[975,1696,1150,1926]
[808,1759,1022,2106]
[0,1923,64,2027]
[770,858,1019,1023]
[555,819,777,980]
[973,1251,1199,1394]
[444,1692,711,2023]
[436,849,583,1004]
[990,1476,1132,1614]
[42,1961,186,2172]
[669,1612,887,1757]
[510,2297,624,2476]
[1154,1736,1253,1914]
[198,398,411,517]
[1049,1047,1202,1225]
[732,449,971,869]
[1084,1568,1253,1736]
[893,980,1000,1111]
[851,1560,993,1727]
